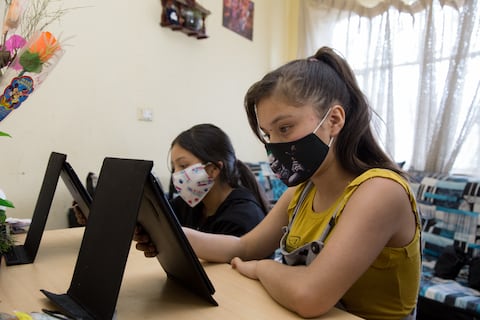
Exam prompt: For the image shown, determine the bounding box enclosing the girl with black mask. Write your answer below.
[135,47,421,320]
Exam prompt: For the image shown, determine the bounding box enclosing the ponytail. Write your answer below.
[311,47,405,177]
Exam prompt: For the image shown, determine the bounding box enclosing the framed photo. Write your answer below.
[222,0,254,41]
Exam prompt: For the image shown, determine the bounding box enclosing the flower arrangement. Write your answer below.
[0,0,74,122]
[0,0,77,256]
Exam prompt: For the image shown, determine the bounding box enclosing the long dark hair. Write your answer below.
[170,123,270,213]
[244,47,404,177]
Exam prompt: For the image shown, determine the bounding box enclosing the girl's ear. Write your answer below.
[206,161,223,179]
[328,105,345,136]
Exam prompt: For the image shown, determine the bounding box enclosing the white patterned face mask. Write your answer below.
[172,163,214,207]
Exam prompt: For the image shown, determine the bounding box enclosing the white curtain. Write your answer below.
[298,0,480,175]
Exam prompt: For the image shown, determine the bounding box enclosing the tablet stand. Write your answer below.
[41,157,153,319]
[5,152,66,266]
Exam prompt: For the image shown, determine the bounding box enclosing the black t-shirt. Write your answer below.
[171,188,265,237]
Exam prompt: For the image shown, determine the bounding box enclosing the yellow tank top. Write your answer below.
[286,168,421,320]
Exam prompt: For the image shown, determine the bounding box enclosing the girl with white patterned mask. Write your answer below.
[167,123,269,237]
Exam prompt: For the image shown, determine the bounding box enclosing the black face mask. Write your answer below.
[265,109,332,187]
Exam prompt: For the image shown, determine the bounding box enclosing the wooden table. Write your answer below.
[0,228,362,319]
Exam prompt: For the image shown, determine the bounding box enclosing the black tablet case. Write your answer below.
[138,172,217,306]
[5,152,93,266]
[41,157,216,320]
[5,152,66,265]
[60,160,93,219]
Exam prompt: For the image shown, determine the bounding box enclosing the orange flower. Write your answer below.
[28,32,61,62]
[18,32,62,74]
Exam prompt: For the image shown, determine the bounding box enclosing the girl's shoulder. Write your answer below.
[351,168,405,184]
[349,168,411,193]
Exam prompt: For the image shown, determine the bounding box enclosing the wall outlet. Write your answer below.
[137,108,153,121]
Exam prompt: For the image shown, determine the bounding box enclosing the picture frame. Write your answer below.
[222,0,254,41]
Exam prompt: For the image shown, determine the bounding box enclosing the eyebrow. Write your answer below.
[172,156,188,163]
[259,114,295,133]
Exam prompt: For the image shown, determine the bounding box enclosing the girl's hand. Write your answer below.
[133,225,158,258]
[72,202,87,225]
[230,257,259,280]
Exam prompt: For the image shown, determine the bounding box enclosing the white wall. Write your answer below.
[0,0,292,229]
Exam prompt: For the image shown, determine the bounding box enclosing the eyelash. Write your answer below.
[172,164,188,172]
[260,125,292,142]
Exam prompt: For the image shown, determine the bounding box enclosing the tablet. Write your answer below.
[137,172,217,306]
[41,157,216,320]
[60,160,93,218]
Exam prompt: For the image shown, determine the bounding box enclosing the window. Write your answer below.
[308,2,480,175]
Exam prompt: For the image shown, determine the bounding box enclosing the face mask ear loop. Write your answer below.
[328,137,335,147]
[167,149,173,173]
[203,162,215,178]
[313,107,332,134]
[254,104,268,143]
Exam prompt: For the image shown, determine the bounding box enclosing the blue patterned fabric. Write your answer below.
[247,161,287,206]
[410,171,480,314]
[421,263,480,314]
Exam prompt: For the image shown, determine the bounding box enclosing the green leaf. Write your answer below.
[0,198,14,208]
[19,51,43,73]
[0,131,11,137]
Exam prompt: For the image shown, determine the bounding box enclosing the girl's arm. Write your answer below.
[184,187,296,262]
[232,177,417,318]
[135,187,296,263]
